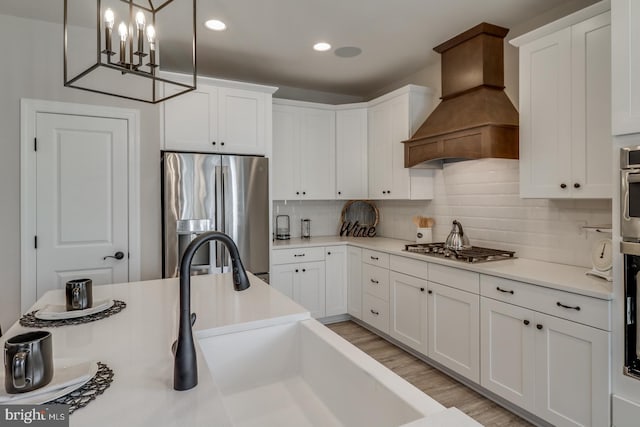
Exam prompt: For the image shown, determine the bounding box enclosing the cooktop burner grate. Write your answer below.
[404,242,515,263]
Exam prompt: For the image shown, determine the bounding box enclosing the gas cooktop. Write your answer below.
[404,242,516,263]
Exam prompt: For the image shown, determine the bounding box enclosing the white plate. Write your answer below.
[0,359,98,404]
[34,299,115,320]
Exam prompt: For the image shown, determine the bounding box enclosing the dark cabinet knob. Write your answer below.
[338,191,341,195]
[295,269,299,273]
[382,191,386,194]
[523,320,530,326]
[103,251,125,260]
[388,190,391,194]
[327,252,331,255]
[296,191,300,195]
[420,287,425,292]
[212,141,216,145]
[428,290,433,294]
[302,191,306,195]
[221,142,225,146]
[574,183,581,188]
[560,183,567,189]
[302,268,306,272]
[536,324,543,330]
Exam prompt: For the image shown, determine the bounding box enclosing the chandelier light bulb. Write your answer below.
[135,11,146,30]
[118,22,128,42]
[146,25,156,44]
[104,8,114,30]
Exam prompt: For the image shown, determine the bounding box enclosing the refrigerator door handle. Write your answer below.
[214,164,224,271]
[221,165,230,268]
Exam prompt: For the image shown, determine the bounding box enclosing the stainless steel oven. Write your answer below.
[621,147,640,241]
[623,242,640,379]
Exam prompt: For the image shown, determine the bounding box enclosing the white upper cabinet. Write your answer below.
[612,0,640,135]
[162,76,276,155]
[367,86,434,200]
[272,102,336,200]
[336,107,368,199]
[512,5,611,199]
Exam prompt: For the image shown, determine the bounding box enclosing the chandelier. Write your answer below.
[63,0,196,104]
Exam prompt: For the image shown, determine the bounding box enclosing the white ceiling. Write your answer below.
[0,0,597,99]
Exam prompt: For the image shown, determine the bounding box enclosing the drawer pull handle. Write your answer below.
[294,254,305,257]
[496,286,514,294]
[536,324,543,330]
[557,302,580,311]
[370,279,379,284]
[370,256,379,260]
[523,320,530,326]
[370,309,379,316]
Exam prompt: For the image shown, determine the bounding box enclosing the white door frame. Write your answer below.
[20,99,141,312]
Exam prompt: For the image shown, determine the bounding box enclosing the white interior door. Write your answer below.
[35,112,129,299]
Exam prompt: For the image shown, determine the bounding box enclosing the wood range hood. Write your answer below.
[403,23,519,168]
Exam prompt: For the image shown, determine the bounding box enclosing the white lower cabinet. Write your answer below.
[427,281,480,383]
[480,297,536,411]
[347,246,363,319]
[390,271,428,354]
[480,297,610,427]
[324,245,347,317]
[271,261,325,318]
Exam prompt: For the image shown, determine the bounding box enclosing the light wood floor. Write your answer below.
[327,321,534,427]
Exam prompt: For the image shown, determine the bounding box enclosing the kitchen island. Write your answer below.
[0,274,477,426]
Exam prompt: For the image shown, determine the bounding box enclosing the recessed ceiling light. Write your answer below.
[313,42,331,52]
[205,19,227,31]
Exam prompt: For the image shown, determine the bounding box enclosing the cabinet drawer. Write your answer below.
[272,247,325,265]
[363,264,390,301]
[429,264,479,294]
[390,255,428,279]
[363,293,390,334]
[480,274,611,330]
[362,249,390,268]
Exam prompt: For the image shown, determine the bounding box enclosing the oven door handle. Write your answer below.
[621,241,640,255]
[628,171,640,183]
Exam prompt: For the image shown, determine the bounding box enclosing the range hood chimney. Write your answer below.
[403,23,519,167]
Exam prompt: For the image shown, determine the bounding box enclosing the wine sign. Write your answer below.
[340,221,376,237]
[340,200,379,238]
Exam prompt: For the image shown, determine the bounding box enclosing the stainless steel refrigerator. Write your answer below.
[161,151,269,281]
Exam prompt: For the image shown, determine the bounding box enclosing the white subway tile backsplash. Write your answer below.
[377,159,611,268]
[274,159,611,268]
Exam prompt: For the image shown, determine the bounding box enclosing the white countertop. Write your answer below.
[1,274,311,426]
[273,236,614,300]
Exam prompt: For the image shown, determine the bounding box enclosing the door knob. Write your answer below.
[103,251,125,260]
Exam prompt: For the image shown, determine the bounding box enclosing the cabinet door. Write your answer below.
[480,297,535,411]
[389,95,411,199]
[270,263,296,300]
[218,88,266,155]
[368,102,393,198]
[570,12,611,198]
[325,246,347,316]
[534,312,609,427]
[390,271,428,353]
[163,85,218,152]
[428,282,480,382]
[347,246,363,319]
[336,108,368,199]
[299,108,336,199]
[612,0,640,135]
[272,105,301,200]
[519,28,572,198]
[294,261,326,318]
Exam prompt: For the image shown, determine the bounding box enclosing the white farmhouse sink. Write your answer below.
[198,319,447,427]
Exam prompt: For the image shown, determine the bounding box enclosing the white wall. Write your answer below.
[0,14,162,331]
